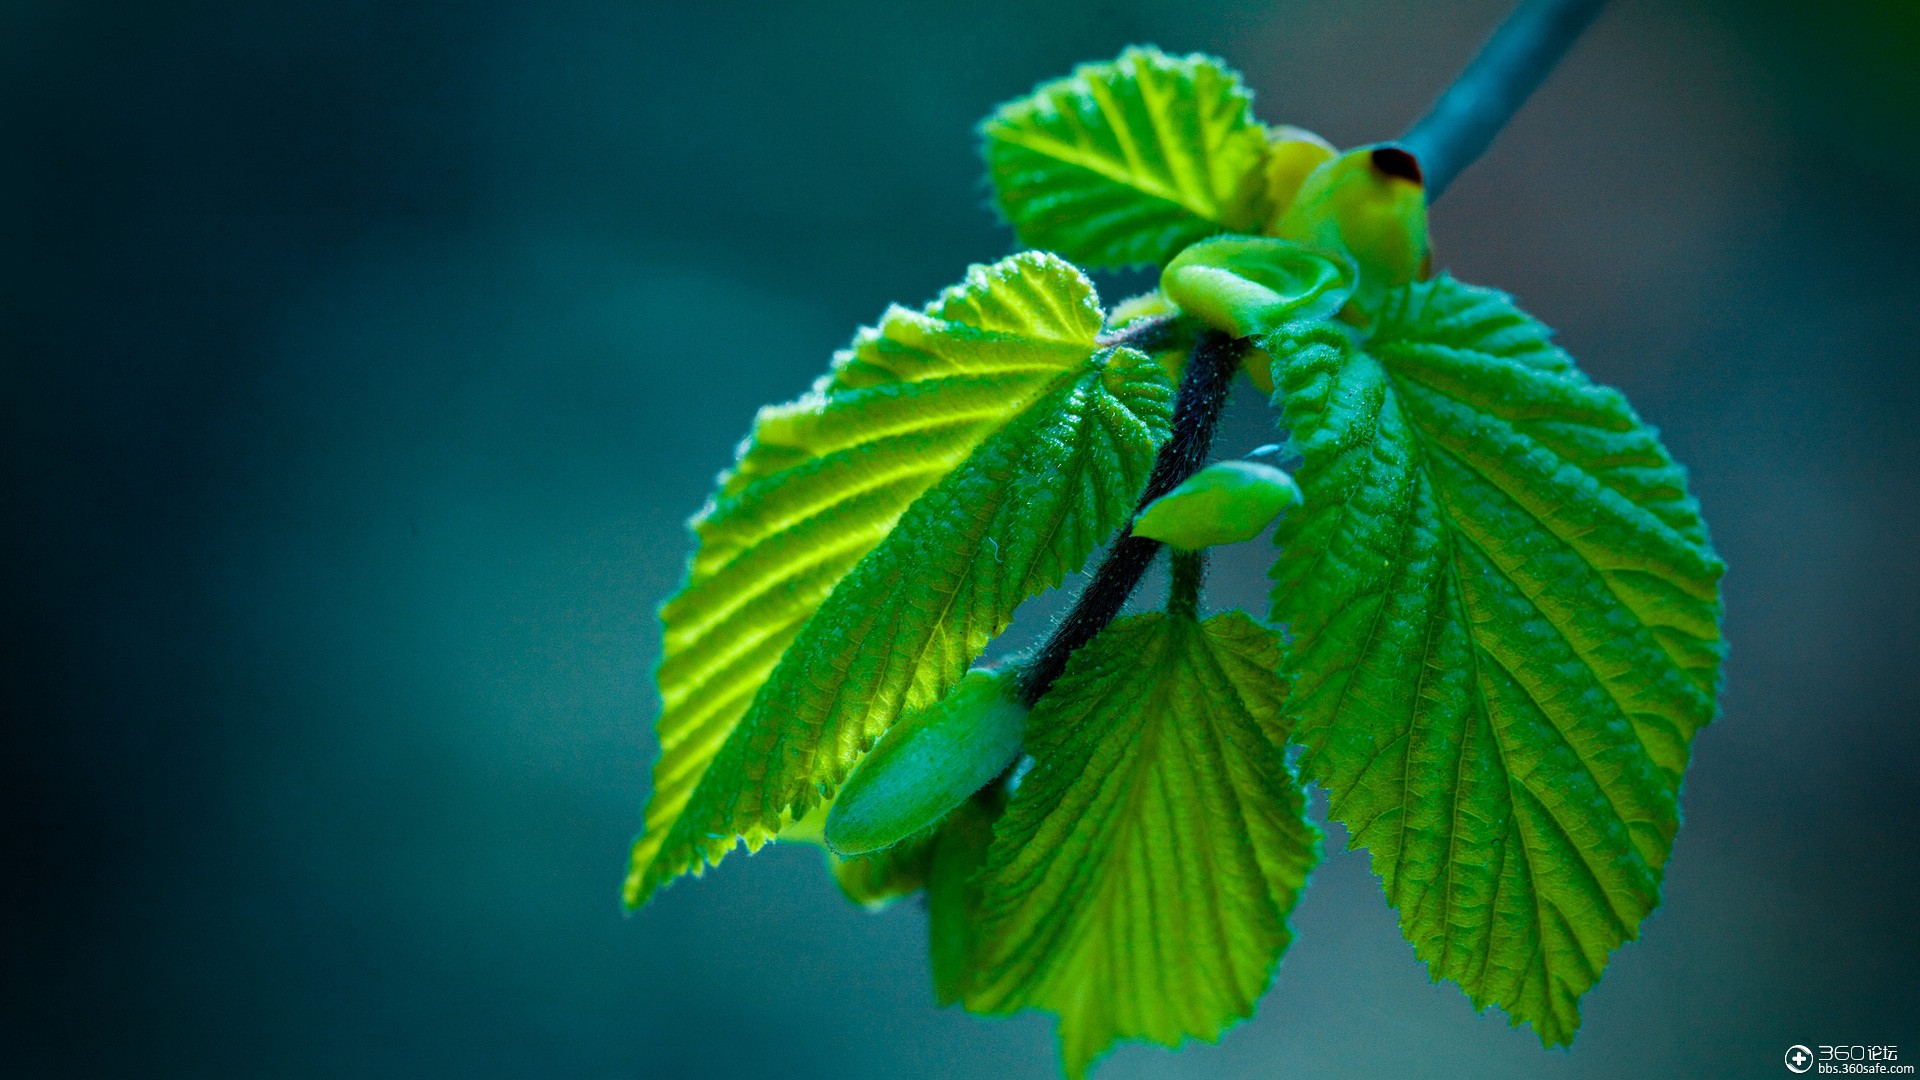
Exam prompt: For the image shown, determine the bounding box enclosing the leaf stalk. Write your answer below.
[1168,550,1206,620]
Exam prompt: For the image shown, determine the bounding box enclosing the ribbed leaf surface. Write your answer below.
[628,253,1173,904]
[969,611,1319,1079]
[982,46,1269,269]
[1266,276,1725,1044]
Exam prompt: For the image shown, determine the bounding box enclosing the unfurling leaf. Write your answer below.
[1266,276,1725,1045]
[1133,459,1301,550]
[825,666,1026,856]
[982,46,1269,269]
[627,252,1174,905]
[967,611,1320,1080]
[1160,234,1354,340]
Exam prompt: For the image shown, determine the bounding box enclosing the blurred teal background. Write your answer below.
[3,1,1915,1077]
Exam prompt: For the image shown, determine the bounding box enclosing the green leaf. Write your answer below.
[982,46,1269,269]
[629,251,1108,903]
[1265,277,1725,1045]
[967,611,1320,1080]
[628,252,1175,904]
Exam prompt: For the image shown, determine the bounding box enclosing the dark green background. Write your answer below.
[4,1,1914,1076]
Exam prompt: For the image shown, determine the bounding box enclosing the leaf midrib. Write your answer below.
[1389,372,1655,932]
[993,126,1205,218]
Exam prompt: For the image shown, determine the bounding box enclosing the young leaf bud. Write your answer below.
[1259,125,1338,230]
[1272,143,1430,310]
[825,668,1026,857]
[1131,460,1301,549]
[1105,289,1177,330]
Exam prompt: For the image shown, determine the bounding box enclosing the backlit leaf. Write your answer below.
[968,611,1319,1079]
[628,253,1174,904]
[982,46,1269,269]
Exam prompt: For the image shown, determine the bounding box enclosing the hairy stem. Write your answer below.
[1017,330,1246,707]
[1401,0,1610,202]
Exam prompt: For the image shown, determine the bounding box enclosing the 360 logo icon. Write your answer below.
[1786,1045,1814,1073]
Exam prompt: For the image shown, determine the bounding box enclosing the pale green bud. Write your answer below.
[1132,460,1302,550]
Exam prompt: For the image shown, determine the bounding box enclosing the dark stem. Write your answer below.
[1400,0,1609,202]
[1168,550,1206,620]
[1017,330,1246,707]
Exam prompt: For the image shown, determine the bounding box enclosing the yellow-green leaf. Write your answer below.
[982,46,1270,269]
[967,611,1319,1079]
[628,253,1174,904]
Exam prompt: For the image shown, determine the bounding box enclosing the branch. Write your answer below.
[1400,0,1609,202]
[1017,330,1246,707]
[1012,2,1608,706]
